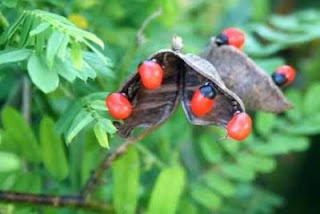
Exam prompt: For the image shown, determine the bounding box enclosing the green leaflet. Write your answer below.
[11,172,42,194]
[84,52,114,77]
[191,184,221,210]
[89,100,108,111]
[200,135,222,163]
[66,109,94,143]
[55,57,77,82]
[94,123,109,148]
[57,34,70,59]
[203,172,235,197]
[269,15,301,32]
[18,14,34,47]
[237,153,276,173]
[252,135,310,155]
[71,40,83,69]
[147,167,185,214]
[303,83,320,117]
[1,107,41,163]
[35,32,45,54]
[282,115,320,135]
[81,131,101,186]
[83,39,107,63]
[27,54,59,93]
[0,12,26,44]
[0,9,111,91]
[2,0,18,8]
[29,22,50,36]
[46,31,66,68]
[99,118,117,134]
[0,151,22,172]
[56,100,83,135]
[112,147,140,214]
[177,198,199,214]
[221,163,255,182]
[40,116,69,180]
[0,49,31,65]
[255,112,276,136]
[285,89,303,122]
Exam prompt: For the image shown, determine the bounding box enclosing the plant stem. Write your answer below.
[0,191,113,213]
[117,9,162,83]
[21,75,31,123]
[80,125,159,199]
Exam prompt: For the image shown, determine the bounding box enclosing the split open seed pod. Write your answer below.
[115,37,245,138]
[201,37,292,113]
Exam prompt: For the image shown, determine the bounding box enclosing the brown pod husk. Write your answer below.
[201,37,292,113]
[116,49,245,138]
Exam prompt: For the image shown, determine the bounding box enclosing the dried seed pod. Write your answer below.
[115,48,245,138]
[180,53,245,127]
[201,38,292,113]
[115,51,181,137]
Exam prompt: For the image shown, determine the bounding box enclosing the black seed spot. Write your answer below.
[272,72,287,86]
[215,34,228,46]
[200,83,216,99]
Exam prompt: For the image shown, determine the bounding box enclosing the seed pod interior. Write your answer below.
[181,53,245,127]
[116,50,246,138]
[115,51,181,137]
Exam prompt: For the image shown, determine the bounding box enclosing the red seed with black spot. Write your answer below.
[191,83,216,117]
[216,27,246,50]
[272,65,296,87]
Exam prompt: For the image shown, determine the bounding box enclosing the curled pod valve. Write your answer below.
[106,93,132,120]
[227,112,252,141]
[215,27,246,50]
[272,65,296,87]
[191,82,217,117]
[138,59,164,90]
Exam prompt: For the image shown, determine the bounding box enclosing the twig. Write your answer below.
[81,125,159,199]
[80,11,164,196]
[118,9,162,83]
[21,76,31,123]
[0,9,164,211]
[0,191,113,213]
[136,9,162,46]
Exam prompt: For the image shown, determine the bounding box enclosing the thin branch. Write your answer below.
[21,76,32,123]
[0,10,164,210]
[81,9,163,199]
[136,9,162,46]
[0,191,114,213]
[81,125,159,199]
[118,9,162,83]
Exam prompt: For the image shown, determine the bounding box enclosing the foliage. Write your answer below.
[0,0,320,213]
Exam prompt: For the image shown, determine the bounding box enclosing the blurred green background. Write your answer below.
[1,0,320,213]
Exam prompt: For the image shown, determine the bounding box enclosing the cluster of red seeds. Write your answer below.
[216,27,296,87]
[190,82,252,141]
[214,27,297,140]
[105,27,296,141]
